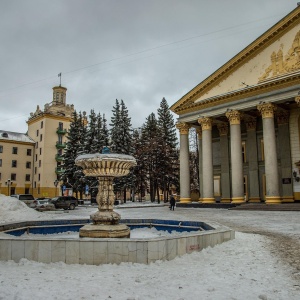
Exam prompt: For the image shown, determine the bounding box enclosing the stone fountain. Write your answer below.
[75,147,136,238]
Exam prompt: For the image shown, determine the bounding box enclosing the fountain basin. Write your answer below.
[0,219,234,265]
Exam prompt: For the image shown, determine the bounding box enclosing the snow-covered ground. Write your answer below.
[0,195,299,300]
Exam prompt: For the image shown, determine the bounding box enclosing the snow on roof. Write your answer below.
[0,130,35,144]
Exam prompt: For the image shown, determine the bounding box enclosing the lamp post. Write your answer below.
[54,179,59,197]
[5,179,11,196]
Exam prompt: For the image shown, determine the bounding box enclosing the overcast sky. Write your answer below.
[0,0,297,133]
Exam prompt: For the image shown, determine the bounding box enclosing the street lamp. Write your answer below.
[5,179,11,196]
[54,179,59,196]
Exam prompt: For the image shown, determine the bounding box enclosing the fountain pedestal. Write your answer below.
[75,151,136,238]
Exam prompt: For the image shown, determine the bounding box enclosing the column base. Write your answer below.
[248,197,261,203]
[281,196,294,203]
[202,198,215,204]
[265,196,281,204]
[231,197,245,204]
[179,197,191,203]
[220,198,231,203]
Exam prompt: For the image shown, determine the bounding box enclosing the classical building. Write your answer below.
[171,6,300,204]
[0,86,74,197]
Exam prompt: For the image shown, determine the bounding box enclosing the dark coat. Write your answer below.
[170,196,176,206]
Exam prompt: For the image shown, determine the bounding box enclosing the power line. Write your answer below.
[0,13,281,95]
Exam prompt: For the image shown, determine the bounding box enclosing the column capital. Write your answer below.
[217,123,228,136]
[257,102,277,118]
[244,116,257,131]
[295,95,300,106]
[198,117,213,130]
[195,127,202,139]
[276,110,289,125]
[226,110,241,125]
[176,122,190,135]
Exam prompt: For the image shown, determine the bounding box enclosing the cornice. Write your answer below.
[171,7,300,114]
[173,73,300,115]
[0,139,35,146]
[27,113,72,125]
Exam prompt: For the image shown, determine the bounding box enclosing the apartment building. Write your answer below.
[0,86,74,198]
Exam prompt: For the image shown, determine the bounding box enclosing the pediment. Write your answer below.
[171,7,300,115]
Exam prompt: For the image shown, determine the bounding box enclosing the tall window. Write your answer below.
[59,122,63,130]
[0,145,3,153]
[26,161,31,169]
[35,154,37,162]
[12,147,18,154]
[36,129,39,136]
[40,134,43,142]
[38,174,41,181]
[242,141,246,163]
[0,173,1,180]
[12,160,17,167]
[34,167,37,174]
[41,121,43,128]
[40,148,42,155]
[39,160,41,167]
[11,173,16,181]
[0,159,2,167]
[27,149,32,156]
[25,174,31,181]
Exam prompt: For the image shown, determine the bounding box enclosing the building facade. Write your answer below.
[171,6,300,204]
[0,86,74,198]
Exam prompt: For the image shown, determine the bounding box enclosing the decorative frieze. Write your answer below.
[176,122,190,135]
[257,102,277,119]
[225,110,241,125]
[217,123,228,136]
[198,117,213,131]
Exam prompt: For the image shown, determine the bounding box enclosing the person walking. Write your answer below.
[170,195,176,211]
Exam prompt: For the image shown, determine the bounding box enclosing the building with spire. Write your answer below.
[0,86,74,197]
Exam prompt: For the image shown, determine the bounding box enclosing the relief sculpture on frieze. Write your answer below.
[259,30,300,82]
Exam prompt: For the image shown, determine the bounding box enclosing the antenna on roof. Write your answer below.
[58,73,62,86]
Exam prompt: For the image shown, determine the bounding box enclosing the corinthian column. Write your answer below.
[226,110,245,204]
[257,102,281,204]
[217,123,231,203]
[198,117,215,203]
[176,122,191,203]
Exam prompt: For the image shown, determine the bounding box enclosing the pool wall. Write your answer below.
[0,219,234,265]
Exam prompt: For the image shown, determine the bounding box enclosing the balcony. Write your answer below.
[56,142,66,149]
[55,154,64,162]
[55,167,65,175]
[56,128,67,135]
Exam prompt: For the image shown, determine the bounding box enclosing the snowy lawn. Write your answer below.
[0,195,299,299]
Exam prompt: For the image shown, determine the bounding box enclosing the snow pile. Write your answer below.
[0,194,57,224]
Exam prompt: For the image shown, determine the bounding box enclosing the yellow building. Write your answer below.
[0,86,74,198]
[171,6,300,204]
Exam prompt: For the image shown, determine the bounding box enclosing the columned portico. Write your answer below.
[226,110,245,204]
[176,122,191,203]
[257,103,281,204]
[198,117,215,203]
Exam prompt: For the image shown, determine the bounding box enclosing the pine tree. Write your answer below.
[61,111,86,197]
[110,99,133,201]
[157,98,179,201]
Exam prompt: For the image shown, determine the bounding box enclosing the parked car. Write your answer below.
[10,194,35,207]
[50,196,78,210]
[33,199,55,212]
